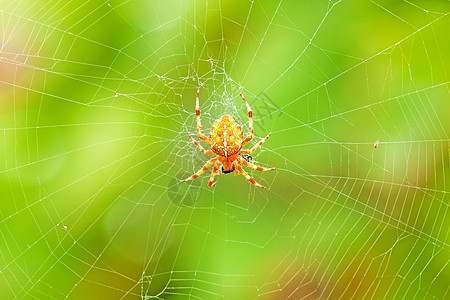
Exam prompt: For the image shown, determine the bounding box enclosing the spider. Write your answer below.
[181,88,275,189]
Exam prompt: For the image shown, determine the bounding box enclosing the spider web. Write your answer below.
[0,0,449,299]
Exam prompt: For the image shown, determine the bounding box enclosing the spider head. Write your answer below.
[221,166,235,174]
[220,155,252,174]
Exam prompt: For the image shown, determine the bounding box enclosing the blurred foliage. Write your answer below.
[0,0,448,299]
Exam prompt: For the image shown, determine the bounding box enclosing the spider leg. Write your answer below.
[187,133,214,155]
[196,88,210,144]
[238,155,275,171]
[208,162,221,187]
[239,133,271,154]
[240,93,253,145]
[181,157,217,182]
[233,160,266,189]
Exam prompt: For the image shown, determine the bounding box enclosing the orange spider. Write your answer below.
[181,88,275,189]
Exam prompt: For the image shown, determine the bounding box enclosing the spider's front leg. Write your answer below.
[238,155,275,171]
[208,162,221,187]
[181,157,217,182]
[233,160,266,189]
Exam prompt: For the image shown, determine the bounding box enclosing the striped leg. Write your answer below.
[208,162,220,187]
[233,161,266,189]
[181,157,217,182]
[196,88,210,144]
[187,133,214,155]
[240,93,253,145]
[238,155,275,171]
[239,133,271,154]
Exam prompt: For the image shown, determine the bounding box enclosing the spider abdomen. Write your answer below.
[209,115,244,157]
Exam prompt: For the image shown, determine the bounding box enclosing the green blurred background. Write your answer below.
[0,0,448,299]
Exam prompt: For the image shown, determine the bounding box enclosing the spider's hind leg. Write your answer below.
[195,88,210,144]
[240,93,254,145]
[240,133,271,154]
[187,133,214,155]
